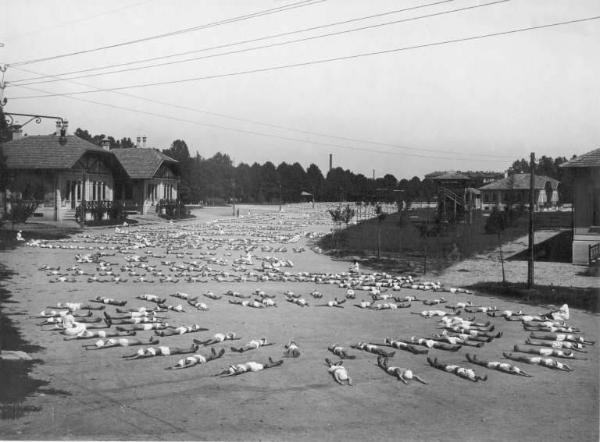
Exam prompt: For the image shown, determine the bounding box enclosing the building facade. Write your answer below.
[1,132,180,221]
[111,147,179,215]
[1,133,126,221]
[560,148,600,265]
[478,174,560,211]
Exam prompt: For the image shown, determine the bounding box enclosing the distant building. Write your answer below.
[428,171,503,221]
[112,147,179,215]
[478,174,560,211]
[560,148,600,265]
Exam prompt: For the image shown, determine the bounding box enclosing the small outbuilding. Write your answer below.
[478,174,560,211]
[111,147,179,215]
[560,148,600,265]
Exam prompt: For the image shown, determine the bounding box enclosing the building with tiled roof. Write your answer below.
[111,147,179,215]
[427,171,503,220]
[560,148,600,265]
[0,124,181,220]
[560,148,600,169]
[478,173,560,211]
[1,130,127,221]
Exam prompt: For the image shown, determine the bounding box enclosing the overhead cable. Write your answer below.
[10,0,459,84]
[8,0,326,67]
[10,83,509,163]
[10,64,515,159]
[10,15,600,99]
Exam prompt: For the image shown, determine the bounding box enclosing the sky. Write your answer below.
[1,0,599,179]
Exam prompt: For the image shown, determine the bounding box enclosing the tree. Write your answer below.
[508,158,529,175]
[163,139,191,162]
[163,140,193,202]
[306,163,325,200]
[327,204,355,248]
[0,106,11,193]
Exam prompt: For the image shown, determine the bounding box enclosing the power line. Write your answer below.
[9,64,515,159]
[10,15,600,99]
[13,0,512,87]
[10,0,459,85]
[4,0,155,42]
[11,83,509,163]
[7,0,326,67]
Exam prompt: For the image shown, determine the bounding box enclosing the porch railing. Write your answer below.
[76,200,126,224]
[155,199,189,219]
[589,243,600,266]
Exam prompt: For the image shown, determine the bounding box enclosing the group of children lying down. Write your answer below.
[42,287,592,389]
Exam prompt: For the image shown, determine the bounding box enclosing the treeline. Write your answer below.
[72,126,575,205]
[162,140,435,204]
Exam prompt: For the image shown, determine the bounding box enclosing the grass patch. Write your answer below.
[466,281,600,313]
[319,211,529,273]
[0,224,81,252]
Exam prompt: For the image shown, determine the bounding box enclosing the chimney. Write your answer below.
[136,136,141,148]
[329,153,332,172]
[12,125,24,140]
[142,136,147,148]
[101,139,111,151]
[62,120,69,135]
[55,120,62,136]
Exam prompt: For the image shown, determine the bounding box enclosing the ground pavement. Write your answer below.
[0,204,598,441]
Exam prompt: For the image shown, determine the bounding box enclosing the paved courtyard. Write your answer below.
[0,204,598,441]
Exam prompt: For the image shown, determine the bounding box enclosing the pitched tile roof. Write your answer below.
[2,134,113,169]
[111,147,178,179]
[560,148,600,168]
[479,174,560,191]
[430,171,471,180]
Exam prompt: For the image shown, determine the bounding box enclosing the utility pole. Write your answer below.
[527,152,535,288]
[0,64,7,108]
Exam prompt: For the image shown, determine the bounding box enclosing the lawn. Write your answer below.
[319,210,530,273]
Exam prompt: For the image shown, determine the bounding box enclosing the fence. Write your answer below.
[534,211,572,230]
[76,200,125,224]
[590,243,600,265]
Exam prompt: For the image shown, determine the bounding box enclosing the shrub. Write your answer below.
[157,199,190,220]
[110,200,126,222]
[484,207,506,234]
[4,199,39,224]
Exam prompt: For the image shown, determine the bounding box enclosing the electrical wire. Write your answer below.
[10,0,459,84]
[10,65,515,159]
[13,0,512,87]
[4,0,156,42]
[10,83,511,163]
[10,15,600,99]
[7,0,326,67]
